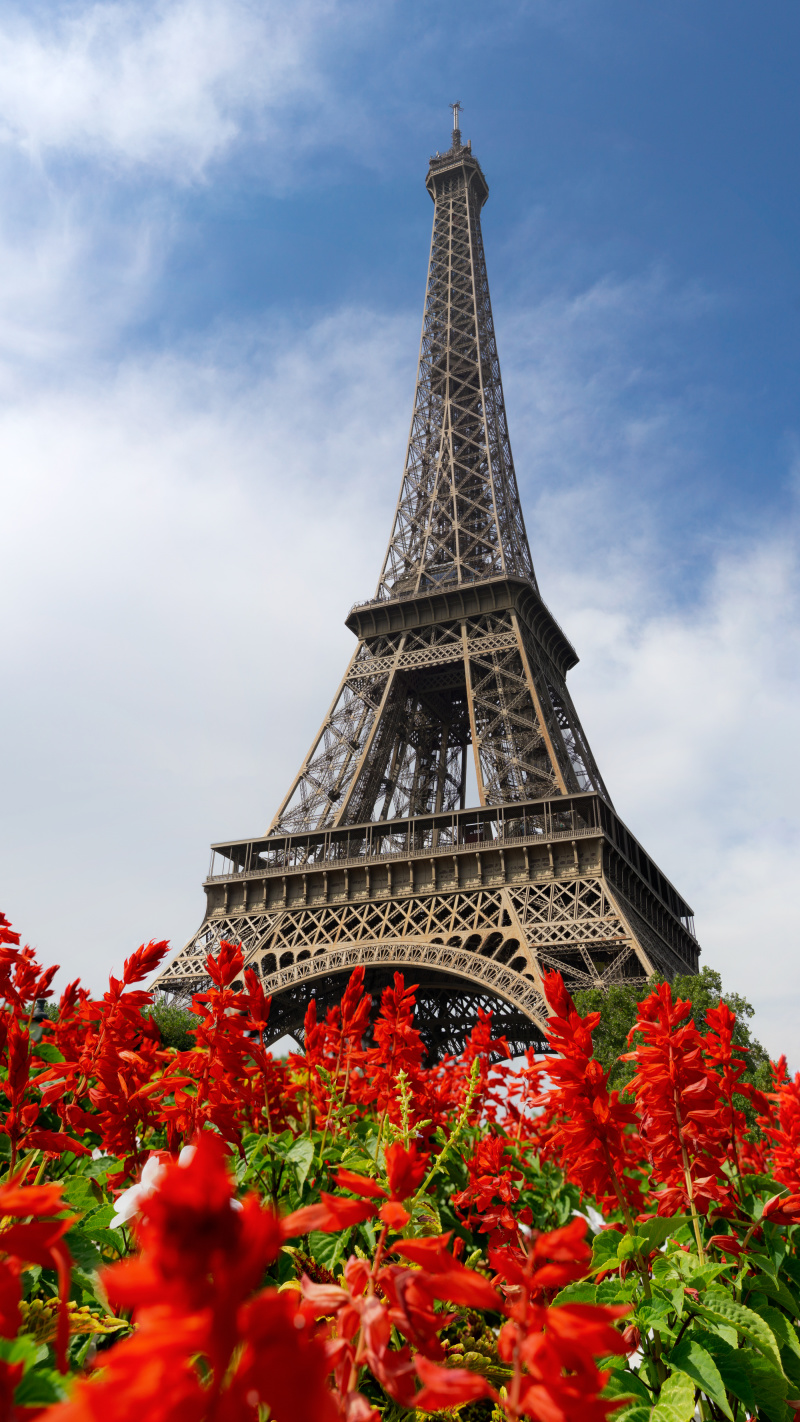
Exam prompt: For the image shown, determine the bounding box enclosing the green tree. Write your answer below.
[146,996,196,1051]
[574,965,771,1096]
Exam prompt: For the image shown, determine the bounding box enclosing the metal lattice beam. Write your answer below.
[156,122,700,1053]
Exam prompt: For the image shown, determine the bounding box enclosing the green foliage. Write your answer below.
[574,964,771,1094]
[145,996,196,1050]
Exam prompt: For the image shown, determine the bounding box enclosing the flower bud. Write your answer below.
[622,1324,641,1353]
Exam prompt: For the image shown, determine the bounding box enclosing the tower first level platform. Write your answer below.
[158,790,698,1059]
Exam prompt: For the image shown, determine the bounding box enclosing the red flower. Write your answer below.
[378,1200,412,1230]
[205,939,243,988]
[334,1169,386,1201]
[483,1220,629,1422]
[761,1069,800,1192]
[282,1194,377,1237]
[413,1353,496,1412]
[44,1315,208,1422]
[392,1236,501,1311]
[534,972,647,1217]
[622,1323,641,1353]
[702,1001,751,1179]
[624,982,732,1215]
[709,1233,746,1255]
[227,1290,338,1422]
[0,1262,21,1339]
[0,914,21,948]
[384,1141,428,1201]
[362,975,425,1127]
[452,1135,525,1243]
[762,1192,800,1226]
[0,1359,25,1420]
[0,1183,74,1371]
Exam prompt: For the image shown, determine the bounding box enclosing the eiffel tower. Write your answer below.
[156,108,700,1057]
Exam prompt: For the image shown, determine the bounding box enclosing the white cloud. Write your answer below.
[0,309,411,991]
[0,194,159,382]
[567,536,800,1063]
[0,0,366,177]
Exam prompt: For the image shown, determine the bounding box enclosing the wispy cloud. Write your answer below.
[569,535,800,1060]
[0,0,372,178]
[0,309,411,989]
[501,266,722,594]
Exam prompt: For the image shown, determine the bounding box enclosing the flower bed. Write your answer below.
[0,908,798,1421]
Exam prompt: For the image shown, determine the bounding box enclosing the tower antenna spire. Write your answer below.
[450,99,462,147]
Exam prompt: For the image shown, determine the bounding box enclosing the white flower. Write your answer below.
[109,1142,241,1228]
[110,1154,166,1229]
[573,1204,606,1233]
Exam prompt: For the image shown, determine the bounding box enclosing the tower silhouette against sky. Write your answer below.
[157,113,700,1057]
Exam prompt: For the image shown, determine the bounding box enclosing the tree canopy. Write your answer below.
[574,964,772,1096]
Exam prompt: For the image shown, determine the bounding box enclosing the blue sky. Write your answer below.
[1,0,799,1059]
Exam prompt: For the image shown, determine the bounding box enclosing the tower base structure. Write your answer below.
[158,791,698,1059]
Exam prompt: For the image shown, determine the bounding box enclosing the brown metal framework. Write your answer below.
[155,115,700,1056]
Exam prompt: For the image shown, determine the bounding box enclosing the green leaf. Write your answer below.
[553,1281,597,1305]
[338,1153,375,1174]
[286,1138,314,1190]
[308,1229,349,1271]
[698,1338,785,1420]
[750,1270,800,1320]
[261,1130,294,1160]
[668,1339,733,1420]
[636,1216,689,1254]
[615,1406,651,1422]
[80,1203,117,1235]
[598,1278,636,1305]
[86,1228,124,1256]
[761,1306,800,1358]
[637,1295,675,1334]
[697,1289,785,1373]
[409,1199,442,1237]
[0,1336,48,1368]
[602,1369,652,1404]
[741,1172,780,1193]
[71,1267,109,1311]
[650,1369,696,1422]
[61,1177,97,1210]
[591,1229,624,1271]
[33,1043,64,1064]
[748,1351,789,1422]
[64,1229,101,1273]
[669,1252,730,1288]
[14,1370,63,1406]
[618,1233,646,1261]
[702,1339,755,1413]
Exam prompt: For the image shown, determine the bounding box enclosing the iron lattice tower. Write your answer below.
[156,115,699,1057]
